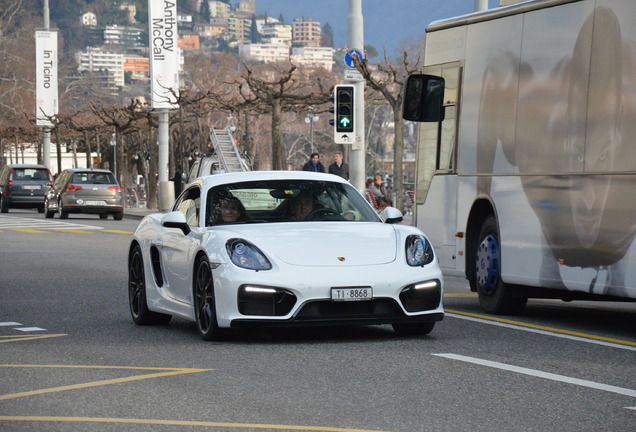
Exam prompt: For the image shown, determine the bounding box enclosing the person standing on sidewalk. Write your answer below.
[302,153,325,172]
[328,151,349,180]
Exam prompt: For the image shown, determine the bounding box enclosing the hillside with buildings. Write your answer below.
[42,0,337,104]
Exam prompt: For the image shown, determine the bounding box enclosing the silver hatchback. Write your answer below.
[45,169,124,220]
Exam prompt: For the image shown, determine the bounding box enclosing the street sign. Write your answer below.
[344,69,364,82]
[344,49,363,69]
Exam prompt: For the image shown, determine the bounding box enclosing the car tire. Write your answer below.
[99,214,108,220]
[113,211,123,221]
[44,198,55,218]
[194,255,222,341]
[128,244,172,326]
[392,322,435,336]
[58,199,68,219]
[0,195,9,213]
[473,215,527,315]
[37,206,44,214]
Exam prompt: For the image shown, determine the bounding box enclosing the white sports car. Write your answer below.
[128,171,443,340]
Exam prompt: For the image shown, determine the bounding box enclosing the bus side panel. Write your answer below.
[457,0,636,299]
[416,174,459,272]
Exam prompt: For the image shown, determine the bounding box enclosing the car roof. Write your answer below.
[6,164,49,169]
[65,168,113,173]
[196,170,350,188]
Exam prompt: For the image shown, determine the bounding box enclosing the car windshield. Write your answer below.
[12,168,50,181]
[72,172,117,184]
[205,179,380,226]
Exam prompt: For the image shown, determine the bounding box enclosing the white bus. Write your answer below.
[403,0,636,314]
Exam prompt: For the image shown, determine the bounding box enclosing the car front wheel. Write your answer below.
[194,255,222,341]
[128,244,171,325]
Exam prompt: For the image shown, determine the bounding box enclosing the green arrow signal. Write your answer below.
[339,116,351,127]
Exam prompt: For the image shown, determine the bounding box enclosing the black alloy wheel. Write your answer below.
[128,244,171,325]
[194,256,222,341]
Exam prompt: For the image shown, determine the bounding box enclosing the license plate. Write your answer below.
[85,200,107,206]
[23,185,40,190]
[331,287,373,301]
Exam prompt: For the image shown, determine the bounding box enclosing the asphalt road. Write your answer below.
[1,210,635,432]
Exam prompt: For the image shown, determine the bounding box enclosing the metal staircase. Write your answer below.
[209,127,249,173]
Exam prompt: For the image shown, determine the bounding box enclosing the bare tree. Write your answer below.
[241,62,333,170]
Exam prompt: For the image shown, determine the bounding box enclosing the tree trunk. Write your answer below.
[392,105,404,212]
[84,130,91,168]
[271,98,284,170]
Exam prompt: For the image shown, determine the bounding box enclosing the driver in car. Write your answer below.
[289,192,314,221]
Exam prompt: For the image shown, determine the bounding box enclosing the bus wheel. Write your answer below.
[474,215,527,315]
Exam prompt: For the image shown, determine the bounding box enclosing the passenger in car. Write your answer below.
[214,196,250,224]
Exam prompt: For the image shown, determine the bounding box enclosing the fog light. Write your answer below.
[399,279,441,312]
[238,285,296,316]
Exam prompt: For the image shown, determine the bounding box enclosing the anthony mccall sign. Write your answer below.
[149,0,179,109]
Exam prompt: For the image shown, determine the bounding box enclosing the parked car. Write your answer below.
[44,168,124,220]
[0,164,53,213]
[128,171,444,341]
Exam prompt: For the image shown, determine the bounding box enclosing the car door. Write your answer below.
[159,186,202,304]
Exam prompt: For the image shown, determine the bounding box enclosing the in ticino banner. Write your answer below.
[35,30,59,127]
[148,0,180,109]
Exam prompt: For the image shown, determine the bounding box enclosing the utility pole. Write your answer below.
[41,0,51,170]
[347,0,365,192]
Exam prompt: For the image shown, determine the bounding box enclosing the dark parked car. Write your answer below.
[44,168,124,220]
[0,164,53,213]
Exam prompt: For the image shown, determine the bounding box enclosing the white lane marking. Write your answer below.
[15,327,46,332]
[0,216,102,231]
[433,353,636,399]
[446,312,636,352]
[0,322,22,326]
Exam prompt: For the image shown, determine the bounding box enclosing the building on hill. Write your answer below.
[76,47,125,89]
[238,43,289,63]
[291,46,334,71]
[81,12,97,26]
[292,18,321,47]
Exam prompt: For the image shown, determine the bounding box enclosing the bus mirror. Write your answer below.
[402,74,445,122]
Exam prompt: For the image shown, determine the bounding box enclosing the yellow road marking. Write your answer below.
[55,229,95,234]
[0,334,67,343]
[10,229,49,233]
[0,365,213,401]
[446,308,636,347]
[101,229,133,234]
[444,293,477,298]
[0,416,392,432]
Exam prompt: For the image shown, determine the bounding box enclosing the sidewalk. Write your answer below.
[124,207,160,220]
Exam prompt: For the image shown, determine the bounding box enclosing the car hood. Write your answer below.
[217,222,399,266]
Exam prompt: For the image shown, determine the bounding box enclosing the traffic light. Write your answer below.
[334,84,355,133]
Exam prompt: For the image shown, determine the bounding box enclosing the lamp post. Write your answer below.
[304,110,319,153]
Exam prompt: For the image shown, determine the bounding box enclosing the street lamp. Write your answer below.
[304,111,319,153]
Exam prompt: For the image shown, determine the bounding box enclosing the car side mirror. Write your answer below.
[381,206,404,224]
[162,211,191,235]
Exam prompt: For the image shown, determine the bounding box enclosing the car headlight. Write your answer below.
[226,239,272,271]
[406,234,434,266]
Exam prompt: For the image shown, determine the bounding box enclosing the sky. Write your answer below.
[254,0,501,56]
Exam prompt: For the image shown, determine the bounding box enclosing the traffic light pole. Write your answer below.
[347,0,365,192]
